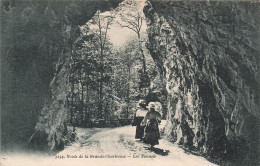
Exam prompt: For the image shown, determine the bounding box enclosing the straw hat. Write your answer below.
[146,102,156,109]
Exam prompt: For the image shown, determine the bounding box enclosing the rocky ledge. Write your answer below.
[144,0,260,165]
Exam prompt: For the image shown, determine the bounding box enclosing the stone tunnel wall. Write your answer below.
[144,0,260,164]
[1,0,122,151]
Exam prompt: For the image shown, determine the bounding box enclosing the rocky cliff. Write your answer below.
[1,0,122,151]
[144,0,260,164]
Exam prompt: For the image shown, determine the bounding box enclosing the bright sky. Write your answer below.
[107,0,147,48]
[108,21,147,48]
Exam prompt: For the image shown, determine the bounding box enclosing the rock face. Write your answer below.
[144,0,260,164]
[1,0,122,151]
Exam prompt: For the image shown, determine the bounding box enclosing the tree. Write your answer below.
[118,43,135,118]
[67,6,156,125]
[87,10,115,119]
[110,38,145,118]
[116,0,149,97]
[69,9,116,125]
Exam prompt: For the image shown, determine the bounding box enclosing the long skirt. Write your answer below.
[135,125,145,139]
[143,119,160,146]
[133,117,145,139]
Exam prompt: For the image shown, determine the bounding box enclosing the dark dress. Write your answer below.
[132,109,148,139]
[133,116,145,139]
[143,119,160,145]
[142,111,161,146]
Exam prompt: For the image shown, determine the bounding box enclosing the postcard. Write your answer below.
[1,0,259,166]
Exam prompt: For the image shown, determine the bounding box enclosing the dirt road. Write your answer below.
[2,123,217,166]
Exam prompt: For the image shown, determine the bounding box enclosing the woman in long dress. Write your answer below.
[141,102,162,147]
[132,100,148,139]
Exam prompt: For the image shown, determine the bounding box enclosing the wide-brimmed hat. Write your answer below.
[146,102,156,109]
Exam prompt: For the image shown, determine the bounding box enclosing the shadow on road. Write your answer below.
[145,147,170,156]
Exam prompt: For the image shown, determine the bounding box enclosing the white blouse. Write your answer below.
[135,109,148,117]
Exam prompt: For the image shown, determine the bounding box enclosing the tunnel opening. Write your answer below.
[27,0,166,152]
[64,0,159,127]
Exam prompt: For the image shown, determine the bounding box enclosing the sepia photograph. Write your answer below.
[1,0,259,165]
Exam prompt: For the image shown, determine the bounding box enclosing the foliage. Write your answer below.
[115,0,150,97]
[115,0,144,38]
[66,6,160,128]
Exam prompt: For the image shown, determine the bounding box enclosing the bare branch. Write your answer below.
[118,23,138,34]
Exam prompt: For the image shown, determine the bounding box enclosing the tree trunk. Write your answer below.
[95,68,99,119]
[85,74,89,121]
[126,65,131,119]
[77,70,82,123]
[98,65,103,119]
[138,33,147,97]
[80,73,84,122]
[98,42,104,119]
[70,80,74,124]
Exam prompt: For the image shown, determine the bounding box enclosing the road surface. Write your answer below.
[2,122,217,166]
